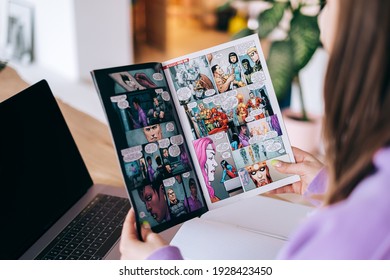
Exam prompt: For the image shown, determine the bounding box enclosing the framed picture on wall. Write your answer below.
[5,0,34,63]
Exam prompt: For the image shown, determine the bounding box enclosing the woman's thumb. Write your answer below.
[140,221,153,241]
[271,159,305,175]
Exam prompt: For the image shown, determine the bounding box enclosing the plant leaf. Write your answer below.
[257,2,288,38]
[267,40,295,101]
[289,10,320,73]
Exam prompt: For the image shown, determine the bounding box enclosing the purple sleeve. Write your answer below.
[278,148,390,259]
[140,109,148,127]
[146,245,184,260]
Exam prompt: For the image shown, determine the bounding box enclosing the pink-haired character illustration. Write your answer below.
[193,137,220,203]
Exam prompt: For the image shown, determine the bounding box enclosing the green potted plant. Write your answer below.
[233,0,326,122]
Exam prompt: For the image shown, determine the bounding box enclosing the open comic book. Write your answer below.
[91,34,300,235]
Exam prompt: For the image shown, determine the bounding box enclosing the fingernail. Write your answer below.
[142,221,151,229]
[271,159,282,168]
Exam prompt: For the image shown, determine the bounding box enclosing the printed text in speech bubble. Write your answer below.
[216,142,230,153]
[153,73,164,81]
[144,143,158,154]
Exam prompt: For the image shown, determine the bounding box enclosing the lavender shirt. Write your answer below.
[147,147,390,260]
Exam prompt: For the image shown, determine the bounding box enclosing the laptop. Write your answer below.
[0,80,129,260]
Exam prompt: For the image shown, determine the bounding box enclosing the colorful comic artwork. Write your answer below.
[92,35,297,232]
[93,63,207,232]
[165,39,291,203]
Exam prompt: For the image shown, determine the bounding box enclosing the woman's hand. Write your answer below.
[120,208,167,260]
[270,147,324,195]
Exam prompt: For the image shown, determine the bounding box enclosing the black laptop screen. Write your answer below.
[0,80,93,259]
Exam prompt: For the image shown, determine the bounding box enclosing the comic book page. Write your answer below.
[91,63,208,233]
[163,34,299,210]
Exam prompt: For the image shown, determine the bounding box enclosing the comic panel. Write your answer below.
[192,132,242,203]
[182,85,275,140]
[235,40,266,85]
[141,142,162,184]
[109,67,167,94]
[232,135,286,169]
[163,176,190,219]
[185,97,231,138]
[208,46,247,94]
[120,145,144,188]
[131,181,171,228]
[238,154,292,191]
[235,85,275,126]
[124,121,178,147]
[158,135,191,178]
[123,136,192,184]
[110,89,174,132]
[181,171,204,212]
[167,56,217,103]
[247,116,283,145]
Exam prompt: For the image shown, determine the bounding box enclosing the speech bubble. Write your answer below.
[152,73,164,81]
[204,89,216,97]
[214,132,225,140]
[266,142,282,152]
[121,148,131,156]
[121,146,142,156]
[139,212,146,219]
[236,42,256,55]
[214,53,223,59]
[247,84,258,91]
[170,135,184,145]
[265,131,278,139]
[213,95,225,106]
[255,135,266,142]
[163,177,176,187]
[177,87,192,101]
[222,152,231,159]
[226,90,238,97]
[110,95,127,102]
[155,88,163,94]
[158,138,171,149]
[187,102,198,109]
[169,144,181,157]
[144,143,158,154]
[203,97,214,104]
[117,100,129,109]
[123,151,143,162]
[161,91,170,101]
[245,116,255,122]
[222,96,239,111]
[165,122,175,132]
[216,142,230,153]
[249,109,263,117]
[182,172,191,178]
[263,139,274,146]
[251,72,266,83]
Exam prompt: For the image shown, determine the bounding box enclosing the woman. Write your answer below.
[220,160,237,183]
[227,52,246,88]
[193,137,220,203]
[120,0,390,259]
[137,182,170,225]
[241,58,254,85]
[230,133,241,150]
[245,161,272,188]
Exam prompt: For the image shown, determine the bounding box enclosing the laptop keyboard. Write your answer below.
[35,194,130,260]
